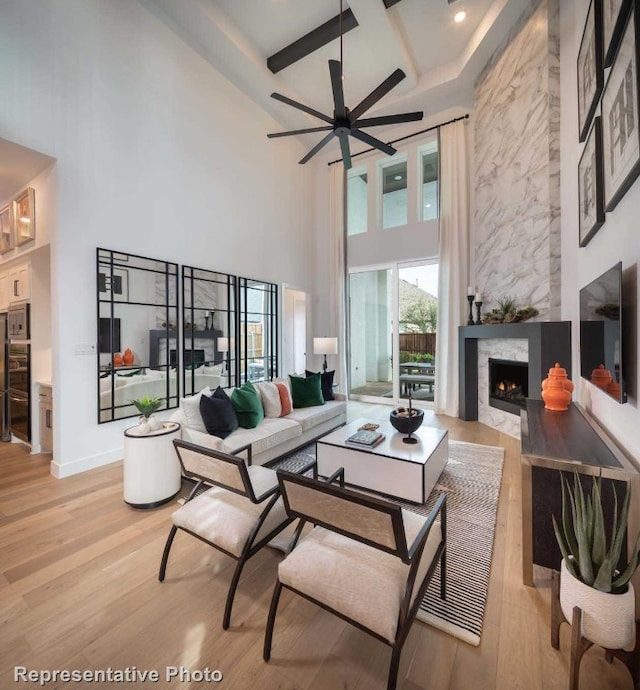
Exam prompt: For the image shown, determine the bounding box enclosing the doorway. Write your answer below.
[282,286,308,376]
[348,260,438,404]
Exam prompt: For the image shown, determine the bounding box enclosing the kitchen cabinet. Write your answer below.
[8,263,31,303]
[38,383,52,453]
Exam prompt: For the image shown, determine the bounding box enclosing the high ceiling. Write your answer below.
[141,0,532,151]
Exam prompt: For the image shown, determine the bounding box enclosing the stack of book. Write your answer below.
[345,429,385,448]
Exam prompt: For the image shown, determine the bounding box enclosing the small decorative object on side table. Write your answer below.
[123,421,181,509]
[474,292,483,325]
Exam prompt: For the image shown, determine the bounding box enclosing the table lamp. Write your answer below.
[313,337,338,372]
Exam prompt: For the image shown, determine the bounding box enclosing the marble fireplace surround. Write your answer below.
[459,322,571,435]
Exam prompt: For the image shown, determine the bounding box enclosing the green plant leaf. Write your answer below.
[613,532,640,589]
[593,557,613,593]
[591,477,606,568]
[553,515,578,579]
[573,473,594,585]
[609,484,631,574]
[560,474,579,558]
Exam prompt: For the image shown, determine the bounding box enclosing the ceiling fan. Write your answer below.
[267,2,423,169]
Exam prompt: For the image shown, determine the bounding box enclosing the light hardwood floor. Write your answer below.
[0,403,633,689]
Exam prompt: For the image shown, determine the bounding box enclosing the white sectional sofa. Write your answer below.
[169,381,347,466]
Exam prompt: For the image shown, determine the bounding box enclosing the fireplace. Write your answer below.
[489,358,528,415]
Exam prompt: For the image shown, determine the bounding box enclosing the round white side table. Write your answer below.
[123,422,181,509]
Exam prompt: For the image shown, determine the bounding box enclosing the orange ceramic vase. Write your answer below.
[541,363,573,411]
[122,348,134,366]
[113,352,123,367]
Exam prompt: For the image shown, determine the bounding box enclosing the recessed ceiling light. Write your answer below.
[394,174,402,180]
[454,11,466,23]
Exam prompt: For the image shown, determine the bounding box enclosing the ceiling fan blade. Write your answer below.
[299,131,336,164]
[353,111,423,128]
[350,129,396,156]
[271,92,334,125]
[338,134,352,169]
[349,69,406,121]
[329,60,346,119]
[268,126,333,138]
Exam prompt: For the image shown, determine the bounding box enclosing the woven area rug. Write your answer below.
[268,439,504,647]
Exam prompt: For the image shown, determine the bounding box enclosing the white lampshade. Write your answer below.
[313,337,338,355]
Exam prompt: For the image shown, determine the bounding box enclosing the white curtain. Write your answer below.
[328,162,348,395]
[434,120,469,416]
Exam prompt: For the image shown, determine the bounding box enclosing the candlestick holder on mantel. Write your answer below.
[467,295,475,325]
[475,301,483,325]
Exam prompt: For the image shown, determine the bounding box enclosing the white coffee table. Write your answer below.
[316,418,448,504]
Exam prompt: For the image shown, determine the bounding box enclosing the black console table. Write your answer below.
[521,399,639,586]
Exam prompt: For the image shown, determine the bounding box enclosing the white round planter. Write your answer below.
[560,559,636,651]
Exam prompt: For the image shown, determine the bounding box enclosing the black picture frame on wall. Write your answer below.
[602,6,640,211]
[579,117,605,246]
[604,0,633,67]
[578,0,604,142]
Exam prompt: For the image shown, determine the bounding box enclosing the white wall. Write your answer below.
[0,0,316,476]
[560,0,640,463]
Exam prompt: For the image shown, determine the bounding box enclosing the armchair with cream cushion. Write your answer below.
[159,440,314,629]
[263,469,447,690]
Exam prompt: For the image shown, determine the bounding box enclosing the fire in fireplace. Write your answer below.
[489,358,529,415]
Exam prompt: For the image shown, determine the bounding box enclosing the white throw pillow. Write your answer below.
[180,387,212,433]
[254,381,282,418]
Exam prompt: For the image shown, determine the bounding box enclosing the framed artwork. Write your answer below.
[579,117,605,246]
[98,267,129,302]
[604,0,633,67]
[578,0,604,142]
[602,6,640,211]
[0,205,13,254]
[12,187,35,246]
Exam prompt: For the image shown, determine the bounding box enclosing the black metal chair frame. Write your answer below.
[263,468,447,690]
[159,439,316,629]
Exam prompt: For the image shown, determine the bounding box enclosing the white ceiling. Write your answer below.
[141,0,532,141]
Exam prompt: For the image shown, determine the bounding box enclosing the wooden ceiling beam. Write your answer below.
[267,0,406,74]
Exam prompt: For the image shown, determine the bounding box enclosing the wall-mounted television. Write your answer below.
[99,317,121,354]
[579,262,627,403]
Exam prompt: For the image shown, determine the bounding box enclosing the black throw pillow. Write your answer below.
[199,388,239,438]
[305,369,335,401]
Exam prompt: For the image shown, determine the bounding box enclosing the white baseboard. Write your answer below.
[50,448,122,478]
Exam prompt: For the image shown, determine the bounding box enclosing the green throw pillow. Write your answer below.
[290,373,324,408]
[231,381,264,428]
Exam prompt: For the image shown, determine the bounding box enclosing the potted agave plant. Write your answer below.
[131,396,164,434]
[553,472,640,650]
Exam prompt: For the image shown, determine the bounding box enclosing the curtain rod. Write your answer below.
[327,113,469,166]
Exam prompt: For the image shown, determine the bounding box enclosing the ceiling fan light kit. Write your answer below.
[267,2,423,169]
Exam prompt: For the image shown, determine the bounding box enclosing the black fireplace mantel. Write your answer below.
[458,322,571,421]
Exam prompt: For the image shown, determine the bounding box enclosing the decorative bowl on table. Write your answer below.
[389,407,424,435]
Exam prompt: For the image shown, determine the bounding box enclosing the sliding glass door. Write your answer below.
[348,260,438,404]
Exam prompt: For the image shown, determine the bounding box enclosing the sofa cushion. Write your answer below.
[231,381,264,429]
[254,381,282,418]
[306,369,335,401]
[290,373,324,408]
[221,417,301,456]
[275,382,292,416]
[286,400,347,432]
[199,388,238,439]
[180,387,212,433]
